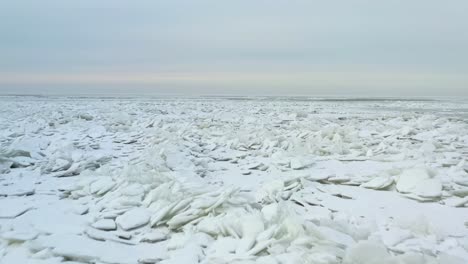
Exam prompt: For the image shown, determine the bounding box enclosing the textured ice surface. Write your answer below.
[1,96,468,263]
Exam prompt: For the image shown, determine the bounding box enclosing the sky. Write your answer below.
[0,0,467,96]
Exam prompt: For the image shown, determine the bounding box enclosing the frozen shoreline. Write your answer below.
[1,97,468,263]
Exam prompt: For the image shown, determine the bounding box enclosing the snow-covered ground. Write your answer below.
[1,96,468,264]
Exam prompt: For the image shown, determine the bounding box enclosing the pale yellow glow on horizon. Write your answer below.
[1,71,467,89]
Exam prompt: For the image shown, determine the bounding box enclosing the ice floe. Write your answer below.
[1,96,468,263]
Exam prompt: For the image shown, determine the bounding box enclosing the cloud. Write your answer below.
[0,0,467,95]
[1,70,467,96]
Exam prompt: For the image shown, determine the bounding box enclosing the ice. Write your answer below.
[395,168,443,201]
[0,230,39,242]
[289,158,309,170]
[316,225,356,247]
[0,200,34,218]
[84,228,136,245]
[360,176,394,190]
[343,240,395,264]
[444,197,468,207]
[396,168,432,194]
[1,96,468,263]
[0,185,35,197]
[115,208,150,231]
[88,177,116,196]
[30,233,166,263]
[91,219,117,231]
[412,178,442,198]
[139,230,168,243]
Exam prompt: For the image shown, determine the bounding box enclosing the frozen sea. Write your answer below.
[1,96,468,264]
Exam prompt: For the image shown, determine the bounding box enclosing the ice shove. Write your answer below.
[1,97,468,263]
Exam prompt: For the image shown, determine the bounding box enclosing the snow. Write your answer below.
[1,96,468,263]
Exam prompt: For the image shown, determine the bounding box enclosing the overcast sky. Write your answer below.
[1,0,467,96]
